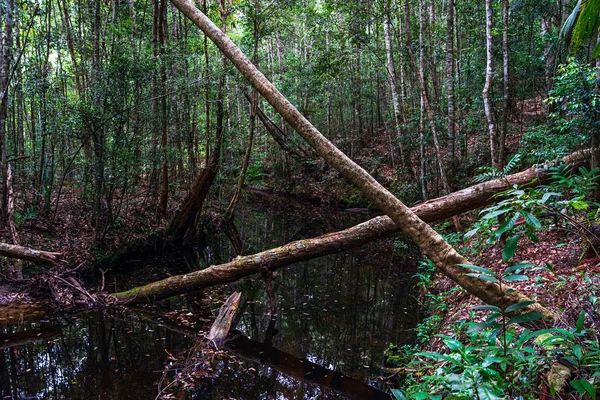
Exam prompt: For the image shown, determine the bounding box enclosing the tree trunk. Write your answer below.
[116,149,590,316]
[168,0,554,324]
[0,0,15,227]
[500,0,509,168]
[484,0,499,169]
[446,0,456,165]
[383,0,406,168]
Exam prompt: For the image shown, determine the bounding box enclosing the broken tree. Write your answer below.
[166,0,554,324]
[113,149,590,306]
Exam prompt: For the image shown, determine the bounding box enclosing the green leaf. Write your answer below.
[442,337,465,352]
[507,311,545,326]
[458,264,496,276]
[504,263,537,274]
[505,300,536,313]
[481,208,511,220]
[523,212,542,230]
[468,321,499,333]
[495,213,520,238]
[576,310,586,332]
[466,273,499,284]
[391,389,405,400]
[502,235,520,263]
[472,305,503,313]
[592,39,600,58]
[570,199,589,210]
[503,274,529,282]
[570,379,597,400]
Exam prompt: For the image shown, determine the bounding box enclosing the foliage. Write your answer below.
[465,163,599,259]
[472,154,522,184]
[561,0,600,58]
[546,60,600,141]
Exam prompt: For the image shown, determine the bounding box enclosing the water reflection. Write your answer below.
[1,193,420,399]
[0,309,193,399]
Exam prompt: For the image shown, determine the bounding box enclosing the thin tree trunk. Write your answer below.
[383,0,407,169]
[159,0,169,214]
[499,0,509,168]
[0,0,15,226]
[163,0,555,324]
[446,0,456,166]
[484,0,499,169]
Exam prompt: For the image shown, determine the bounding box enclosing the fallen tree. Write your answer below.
[113,149,590,304]
[0,242,61,264]
[166,0,562,324]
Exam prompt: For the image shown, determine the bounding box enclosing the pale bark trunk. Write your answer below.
[0,0,15,227]
[484,0,499,169]
[446,0,456,164]
[168,0,554,324]
[383,1,406,168]
[500,0,509,168]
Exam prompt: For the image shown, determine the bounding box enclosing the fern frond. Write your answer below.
[503,154,522,176]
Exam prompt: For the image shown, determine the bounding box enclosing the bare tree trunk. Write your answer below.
[383,0,406,169]
[0,0,15,227]
[159,0,169,214]
[446,0,456,165]
[165,0,555,324]
[484,0,499,169]
[499,0,509,168]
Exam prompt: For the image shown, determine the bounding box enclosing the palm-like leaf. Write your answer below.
[561,0,600,57]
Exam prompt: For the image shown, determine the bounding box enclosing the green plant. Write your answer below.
[472,154,522,184]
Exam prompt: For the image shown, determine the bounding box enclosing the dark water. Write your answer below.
[0,194,421,399]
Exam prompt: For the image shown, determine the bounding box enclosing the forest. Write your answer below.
[1,0,600,398]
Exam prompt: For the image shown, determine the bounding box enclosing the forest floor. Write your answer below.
[423,226,600,353]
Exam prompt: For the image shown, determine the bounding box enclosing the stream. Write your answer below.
[0,192,421,399]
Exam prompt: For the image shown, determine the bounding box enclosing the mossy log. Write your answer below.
[113,149,589,310]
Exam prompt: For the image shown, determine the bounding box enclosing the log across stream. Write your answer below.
[1,195,419,399]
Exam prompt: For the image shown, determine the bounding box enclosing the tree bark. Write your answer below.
[484,0,499,169]
[383,0,406,169]
[500,0,509,168]
[114,149,590,307]
[446,0,456,165]
[168,0,554,324]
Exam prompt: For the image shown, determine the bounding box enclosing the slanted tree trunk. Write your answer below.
[168,0,553,324]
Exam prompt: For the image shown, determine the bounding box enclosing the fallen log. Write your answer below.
[0,242,61,264]
[113,149,591,304]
